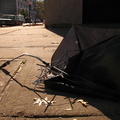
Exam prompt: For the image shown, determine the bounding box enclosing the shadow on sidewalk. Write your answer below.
[44,87,120,120]
[47,27,70,37]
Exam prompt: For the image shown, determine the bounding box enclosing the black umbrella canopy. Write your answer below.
[48,25,120,99]
[51,25,120,70]
[70,34,120,92]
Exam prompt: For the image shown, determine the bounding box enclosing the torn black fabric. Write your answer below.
[47,25,120,100]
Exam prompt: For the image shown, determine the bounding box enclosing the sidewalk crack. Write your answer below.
[0,60,26,101]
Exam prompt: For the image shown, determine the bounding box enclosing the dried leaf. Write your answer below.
[33,97,56,107]
[77,99,88,107]
[65,108,72,111]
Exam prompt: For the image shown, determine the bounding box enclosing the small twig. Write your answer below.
[34,91,44,99]
[44,95,56,113]
[68,97,74,109]
[72,97,78,104]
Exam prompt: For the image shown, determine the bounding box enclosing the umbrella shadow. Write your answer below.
[46,27,70,37]
[42,78,120,120]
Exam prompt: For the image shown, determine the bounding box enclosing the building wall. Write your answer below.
[0,0,36,20]
[45,0,83,27]
[0,0,16,15]
[0,0,5,15]
[83,0,120,23]
[16,0,36,16]
[45,0,120,27]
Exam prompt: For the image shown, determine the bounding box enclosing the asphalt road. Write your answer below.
[0,25,120,120]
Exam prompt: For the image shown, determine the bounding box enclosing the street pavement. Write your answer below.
[0,25,120,120]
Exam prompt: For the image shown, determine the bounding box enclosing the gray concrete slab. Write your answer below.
[0,116,117,120]
[0,54,120,120]
[0,25,120,120]
[0,60,23,99]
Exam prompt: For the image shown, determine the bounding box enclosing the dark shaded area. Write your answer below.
[50,25,120,97]
[83,0,120,24]
[46,25,120,120]
[46,27,70,37]
[81,24,120,29]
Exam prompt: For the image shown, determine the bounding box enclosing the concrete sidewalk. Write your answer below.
[0,25,120,120]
